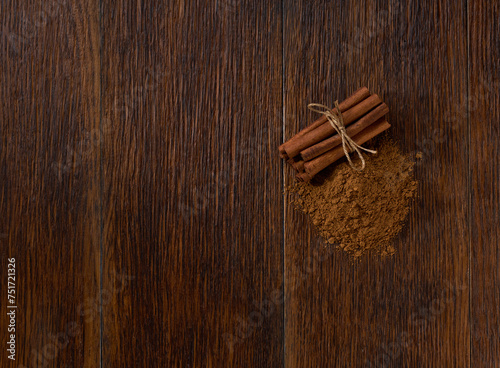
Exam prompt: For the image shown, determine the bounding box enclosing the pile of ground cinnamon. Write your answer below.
[288,140,417,258]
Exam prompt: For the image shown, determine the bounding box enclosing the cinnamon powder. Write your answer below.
[288,140,417,258]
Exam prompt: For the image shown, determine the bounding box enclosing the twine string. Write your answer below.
[308,102,377,171]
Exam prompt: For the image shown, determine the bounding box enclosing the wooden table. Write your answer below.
[1,1,498,366]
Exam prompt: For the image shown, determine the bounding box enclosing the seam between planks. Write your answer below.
[98,0,104,366]
[281,0,286,367]
[466,0,472,366]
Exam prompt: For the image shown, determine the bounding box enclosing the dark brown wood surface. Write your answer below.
[0,0,498,367]
[283,1,471,367]
[470,0,500,365]
[100,1,284,366]
[0,0,101,367]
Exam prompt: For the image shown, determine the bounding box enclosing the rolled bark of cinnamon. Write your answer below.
[287,158,302,171]
[283,94,382,159]
[300,103,389,162]
[296,160,305,172]
[278,87,370,159]
[297,118,391,182]
[285,158,305,172]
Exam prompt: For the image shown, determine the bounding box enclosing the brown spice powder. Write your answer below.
[288,140,418,258]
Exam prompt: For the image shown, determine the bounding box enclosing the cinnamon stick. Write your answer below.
[300,103,389,162]
[278,87,370,158]
[289,159,305,173]
[287,158,302,172]
[286,158,305,173]
[284,94,382,159]
[296,160,305,172]
[297,118,391,182]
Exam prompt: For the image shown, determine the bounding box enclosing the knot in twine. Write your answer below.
[308,102,377,171]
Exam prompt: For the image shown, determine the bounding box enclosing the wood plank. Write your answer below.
[100,1,284,366]
[0,0,101,367]
[469,1,500,366]
[283,1,470,366]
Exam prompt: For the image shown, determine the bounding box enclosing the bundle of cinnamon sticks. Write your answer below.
[279,87,391,182]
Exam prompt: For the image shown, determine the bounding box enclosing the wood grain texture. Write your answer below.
[469,1,500,366]
[100,0,283,366]
[1,0,500,366]
[0,0,101,367]
[283,1,470,367]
